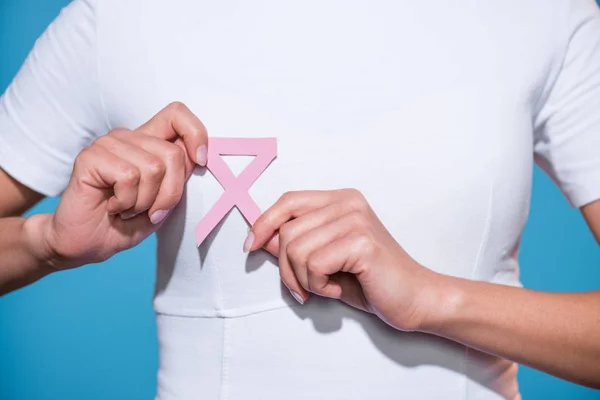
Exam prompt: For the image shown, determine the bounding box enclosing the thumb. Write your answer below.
[262,233,280,257]
[137,102,208,166]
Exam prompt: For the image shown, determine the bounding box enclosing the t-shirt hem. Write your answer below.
[153,299,296,319]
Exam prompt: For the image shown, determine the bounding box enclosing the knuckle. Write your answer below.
[278,222,295,241]
[76,146,94,162]
[164,145,185,165]
[347,210,368,229]
[74,148,94,171]
[167,101,188,114]
[93,135,113,148]
[354,233,377,256]
[120,166,141,186]
[346,188,368,209]
[286,239,303,262]
[279,191,291,203]
[107,128,131,137]
[350,188,365,199]
[145,158,166,179]
[306,254,324,274]
[280,191,296,207]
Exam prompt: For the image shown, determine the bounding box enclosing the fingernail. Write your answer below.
[243,231,254,253]
[289,289,305,305]
[120,210,139,220]
[150,209,169,225]
[196,145,207,166]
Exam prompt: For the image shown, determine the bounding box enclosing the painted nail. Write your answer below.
[196,145,207,166]
[150,209,169,225]
[243,231,254,253]
[289,290,305,305]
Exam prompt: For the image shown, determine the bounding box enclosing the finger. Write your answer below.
[73,146,140,214]
[278,244,307,305]
[109,131,187,223]
[277,230,308,303]
[94,135,165,219]
[286,211,367,292]
[328,272,371,313]
[262,202,353,255]
[173,138,196,180]
[109,209,160,250]
[263,233,280,256]
[305,234,373,312]
[137,102,209,166]
[250,189,353,252]
[276,204,356,297]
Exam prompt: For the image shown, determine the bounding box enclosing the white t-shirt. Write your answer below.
[2,0,600,399]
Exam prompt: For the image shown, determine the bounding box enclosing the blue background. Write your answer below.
[0,1,599,399]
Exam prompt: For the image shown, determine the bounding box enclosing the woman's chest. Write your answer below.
[99,0,556,284]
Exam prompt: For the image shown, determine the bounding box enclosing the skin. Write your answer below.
[247,189,600,390]
[0,101,207,294]
[0,103,598,390]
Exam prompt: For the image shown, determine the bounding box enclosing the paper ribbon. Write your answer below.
[195,137,277,246]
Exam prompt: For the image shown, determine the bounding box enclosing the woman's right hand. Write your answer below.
[27,102,208,270]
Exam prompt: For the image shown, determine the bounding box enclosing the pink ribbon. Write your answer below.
[196,137,277,246]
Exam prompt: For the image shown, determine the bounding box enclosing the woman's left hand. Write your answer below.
[246,189,444,332]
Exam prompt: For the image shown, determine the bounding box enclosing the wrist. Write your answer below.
[418,272,465,335]
[22,214,63,274]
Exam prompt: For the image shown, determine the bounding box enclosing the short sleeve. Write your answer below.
[533,0,600,208]
[0,0,108,197]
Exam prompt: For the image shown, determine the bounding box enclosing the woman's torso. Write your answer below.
[96,1,567,398]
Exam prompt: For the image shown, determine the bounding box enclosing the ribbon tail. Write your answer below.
[196,192,236,246]
[235,193,262,226]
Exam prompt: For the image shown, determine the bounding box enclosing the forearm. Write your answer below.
[0,214,55,295]
[425,275,600,388]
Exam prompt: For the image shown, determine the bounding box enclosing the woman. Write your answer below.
[0,0,599,399]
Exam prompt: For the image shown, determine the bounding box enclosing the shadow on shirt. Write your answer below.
[156,183,518,400]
